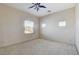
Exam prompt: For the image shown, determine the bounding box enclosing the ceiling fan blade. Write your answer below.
[29,3,36,8]
[37,3,40,5]
[36,7,39,12]
[29,5,35,8]
[39,5,46,8]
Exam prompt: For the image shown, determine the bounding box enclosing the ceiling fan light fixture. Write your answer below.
[29,3,46,12]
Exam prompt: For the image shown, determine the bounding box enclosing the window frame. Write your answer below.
[24,20,34,34]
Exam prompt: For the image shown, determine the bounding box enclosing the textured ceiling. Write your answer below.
[4,3,76,17]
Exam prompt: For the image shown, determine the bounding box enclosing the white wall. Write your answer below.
[40,8,75,45]
[76,4,79,51]
[0,4,39,47]
[0,4,76,48]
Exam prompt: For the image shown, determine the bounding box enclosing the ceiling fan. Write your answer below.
[29,3,46,12]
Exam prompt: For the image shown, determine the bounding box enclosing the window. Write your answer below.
[58,21,66,27]
[24,20,34,34]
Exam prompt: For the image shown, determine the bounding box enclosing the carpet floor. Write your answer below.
[0,39,78,55]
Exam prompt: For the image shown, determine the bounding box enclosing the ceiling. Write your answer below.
[4,3,76,17]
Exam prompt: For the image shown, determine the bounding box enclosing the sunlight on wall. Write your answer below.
[42,23,46,28]
[58,21,66,27]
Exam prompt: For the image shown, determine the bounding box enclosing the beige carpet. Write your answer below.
[0,39,78,55]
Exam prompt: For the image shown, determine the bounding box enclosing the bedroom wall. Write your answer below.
[0,4,39,47]
[76,4,79,51]
[40,8,75,45]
